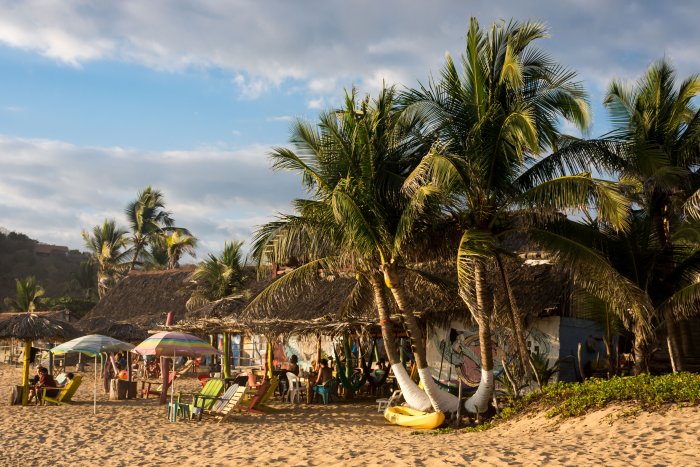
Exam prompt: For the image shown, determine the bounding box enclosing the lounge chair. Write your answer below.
[41,375,83,406]
[189,383,246,422]
[235,376,278,415]
[376,389,402,413]
[180,378,225,413]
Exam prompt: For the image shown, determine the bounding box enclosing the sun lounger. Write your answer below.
[235,377,278,415]
[376,389,402,412]
[41,375,83,406]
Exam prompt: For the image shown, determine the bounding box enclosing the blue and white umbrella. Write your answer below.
[50,334,135,414]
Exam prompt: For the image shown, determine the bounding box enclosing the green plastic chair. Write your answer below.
[312,378,337,405]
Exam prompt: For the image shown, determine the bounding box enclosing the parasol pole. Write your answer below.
[94,354,97,415]
[21,340,31,406]
[170,349,176,420]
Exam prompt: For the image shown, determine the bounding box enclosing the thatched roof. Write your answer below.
[173,254,569,338]
[78,316,149,343]
[81,268,196,329]
[0,311,82,340]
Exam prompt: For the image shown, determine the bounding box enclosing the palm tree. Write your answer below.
[251,88,453,412]
[3,276,45,312]
[164,229,198,269]
[125,186,175,271]
[400,18,635,409]
[82,219,131,298]
[600,59,700,371]
[186,241,246,311]
[72,259,98,300]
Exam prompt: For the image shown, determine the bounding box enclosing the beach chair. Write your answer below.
[235,378,274,415]
[376,389,402,413]
[190,383,245,421]
[142,371,176,398]
[181,378,225,412]
[312,378,338,405]
[41,375,83,406]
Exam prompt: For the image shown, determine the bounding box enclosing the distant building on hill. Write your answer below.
[34,243,69,257]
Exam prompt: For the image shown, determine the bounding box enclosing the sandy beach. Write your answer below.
[2,365,699,466]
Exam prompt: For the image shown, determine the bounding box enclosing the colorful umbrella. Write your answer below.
[132,331,221,357]
[132,331,221,416]
[50,334,135,414]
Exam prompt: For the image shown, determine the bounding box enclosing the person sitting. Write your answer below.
[313,358,333,387]
[61,372,75,387]
[29,367,58,404]
[287,355,300,376]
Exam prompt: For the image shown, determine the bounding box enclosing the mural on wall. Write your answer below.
[427,320,558,386]
[274,335,334,370]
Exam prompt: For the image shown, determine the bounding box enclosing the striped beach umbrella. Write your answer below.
[132,331,221,358]
[50,334,134,414]
[133,331,221,416]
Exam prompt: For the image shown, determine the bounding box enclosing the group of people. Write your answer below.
[27,366,74,404]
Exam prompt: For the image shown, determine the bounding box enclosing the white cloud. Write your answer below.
[307,97,325,110]
[0,0,698,106]
[0,135,302,256]
[266,115,294,122]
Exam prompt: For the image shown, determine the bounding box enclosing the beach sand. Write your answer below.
[2,364,699,466]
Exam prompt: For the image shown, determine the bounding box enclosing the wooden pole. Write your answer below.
[455,378,463,428]
[159,312,175,405]
[223,333,230,379]
[21,340,31,405]
[267,339,274,379]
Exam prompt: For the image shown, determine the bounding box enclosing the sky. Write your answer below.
[1,0,699,261]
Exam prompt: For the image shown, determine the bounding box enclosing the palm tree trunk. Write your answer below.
[664,311,683,372]
[632,320,649,375]
[381,265,459,413]
[495,254,530,376]
[463,262,495,413]
[370,272,431,411]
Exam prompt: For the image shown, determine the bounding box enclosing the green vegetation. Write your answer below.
[3,276,44,312]
[498,373,700,420]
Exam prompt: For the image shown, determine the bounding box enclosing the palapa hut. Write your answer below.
[81,268,196,331]
[79,316,149,343]
[0,311,82,405]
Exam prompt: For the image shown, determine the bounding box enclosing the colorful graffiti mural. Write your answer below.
[427,321,556,386]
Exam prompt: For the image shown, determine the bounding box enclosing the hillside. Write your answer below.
[0,229,90,304]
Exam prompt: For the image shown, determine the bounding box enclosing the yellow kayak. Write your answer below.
[384,406,445,429]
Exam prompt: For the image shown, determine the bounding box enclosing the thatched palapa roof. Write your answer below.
[79,316,149,343]
[0,311,82,340]
[81,268,196,329]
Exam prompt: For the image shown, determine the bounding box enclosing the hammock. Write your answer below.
[334,346,369,392]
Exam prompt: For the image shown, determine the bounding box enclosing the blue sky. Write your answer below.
[0,0,698,259]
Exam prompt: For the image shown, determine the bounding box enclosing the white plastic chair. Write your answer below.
[286,372,305,403]
[376,389,402,412]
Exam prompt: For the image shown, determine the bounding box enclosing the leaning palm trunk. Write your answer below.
[463,262,495,413]
[382,265,460,413]
[370,273,431,411]
[664,310,683,372]
[495,255,531,376]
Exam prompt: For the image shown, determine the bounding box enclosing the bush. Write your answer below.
[499,373,700,420]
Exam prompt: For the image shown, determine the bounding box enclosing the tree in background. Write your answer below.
[598,59,700,371]
[142,229,198,270]
[72,259,98,300]
[125,186,175,271]
[3,276,45,312]
[82,219,131,298]
[186,241,246,311]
